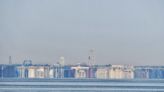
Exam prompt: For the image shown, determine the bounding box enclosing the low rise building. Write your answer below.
[0,64,18,78]
[109,65,134,79]
[134,66,150,79]
[64,66,75,78]
[134,66,164,79]
[95,65,110,79]
[88,67,97,78]
[71,65,89,78]
[17,64,50,78]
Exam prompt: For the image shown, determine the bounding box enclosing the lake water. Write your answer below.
[0,79,164,92]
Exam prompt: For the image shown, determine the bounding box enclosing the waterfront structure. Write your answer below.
[64,66,75,78]
[29,65,50,78]
[122,65,134,79]
[23,60,32,66]
[71,65,89,78]
[17,65,50,78]
[0,65,18,78]
[134,66,164,79]
[148,66,164,79]
[17,60,50,78]
[134,66,150,79]
[17,60,33,78]
[49,67,54,78]
[0,65,3,77]
[50,64,64,78]
[28,66,35,78]
[96,65,110,79]
[50,56,65,78]
[109,65,134,79]
[109,65,124,79]
[1,59,164,79]
[17,65,26,78]
[96,65,134,79]
[88,66,97,78]
[96,68,109,79]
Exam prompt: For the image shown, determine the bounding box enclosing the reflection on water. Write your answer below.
[0,79,164,92]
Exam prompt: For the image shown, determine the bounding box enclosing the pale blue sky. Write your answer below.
[0,0,164,65]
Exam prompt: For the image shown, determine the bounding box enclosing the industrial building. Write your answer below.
[0,64,18,78]
[96,65,110,79]
[109,65,134,79]
[1,59,164,79]
[134,66,164,79]
[71,65,89,78]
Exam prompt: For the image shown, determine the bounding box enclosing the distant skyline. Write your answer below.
[0,0,164,65]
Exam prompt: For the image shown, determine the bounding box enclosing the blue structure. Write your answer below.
[134,69,149,79]
[148,66,164,79]
[1,63,164,79]
[0,65,18,78]
[88,67,97,78]
[23,60,32,66]
[162,69,164,78]
[134,66,164,79]
[64,66,75,78]
[0,65,3,77]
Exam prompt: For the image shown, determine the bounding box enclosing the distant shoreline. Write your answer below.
[0,78,164,82]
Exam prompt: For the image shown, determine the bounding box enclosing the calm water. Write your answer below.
[0,79,164,92]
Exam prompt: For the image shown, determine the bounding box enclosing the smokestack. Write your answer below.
[9,56,12,64]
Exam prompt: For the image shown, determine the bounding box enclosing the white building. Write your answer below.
[49,67,54,78]
[17,66,26,78]
[109,65,134,79]
[71,65,89,78]
[28,66,36,78]
[17,65,50,78]
[95,65,134,79]
[50,64,65,78]
[96,68,109,79]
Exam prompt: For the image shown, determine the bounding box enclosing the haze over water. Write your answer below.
[0,0,164,65]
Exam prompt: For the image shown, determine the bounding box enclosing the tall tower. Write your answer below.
[57,56,65,78]
[59,56,65,67]
[88,48,95,66]
[9,56,12,64]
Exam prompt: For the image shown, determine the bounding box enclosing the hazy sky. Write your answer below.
[0,0,164,65]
